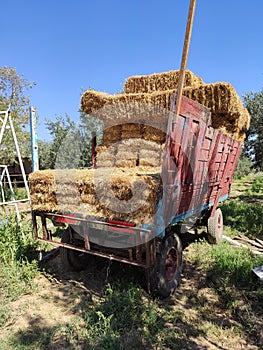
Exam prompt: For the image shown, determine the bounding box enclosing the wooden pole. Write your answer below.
[174,0,196,123]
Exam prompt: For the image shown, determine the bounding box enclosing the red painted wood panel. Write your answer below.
[161,93,242,226]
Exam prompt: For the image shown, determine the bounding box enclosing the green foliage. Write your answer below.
[44,115,76,169]
[246,175,263,195]
[221,175,263,238]
[243,89,263,171]
[43,112,103,169]
[187,238,263,329]
[38,139,52,170]
[0,260,39,302]
[0,66,35,164]
[207,243,263,289]
[0,183,27,202]
[83,283,164,349]
[0,215,39,303]
[234,151,255,179]
[220,200,263,238]
[0,215,38,264]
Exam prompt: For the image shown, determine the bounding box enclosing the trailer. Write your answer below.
[32,92,241,298]
[30,0,243,297]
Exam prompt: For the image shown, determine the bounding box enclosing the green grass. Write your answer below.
[185,174,263,343]
[0,214,40,314]
[220,174,263,238]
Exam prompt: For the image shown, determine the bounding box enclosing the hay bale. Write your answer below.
[81,82,250,142]
[101,125,122,145]
[139,148,162,159]
[121,123,144,132]
[96,145,116,161]
[115,159,137,168]
[29,167,162,224]
[96,160,115,168]
[139,147,163,168]
[124,69,204,94]
[121,130,144,139]
[143,125,166,144]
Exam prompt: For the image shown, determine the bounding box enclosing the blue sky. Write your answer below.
[1,0,263,141]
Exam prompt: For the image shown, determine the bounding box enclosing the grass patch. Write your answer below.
[0,214,40,327]
[186,238,263,343]
[220,174,263,238]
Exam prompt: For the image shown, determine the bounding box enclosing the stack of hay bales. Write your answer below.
[81,70,250,142]
[96,138,164,169]
[30,69,250,223]
[29,168,162,224]
[124,69,204,93]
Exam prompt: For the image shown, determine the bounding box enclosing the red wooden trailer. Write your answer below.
[32,93,242,298]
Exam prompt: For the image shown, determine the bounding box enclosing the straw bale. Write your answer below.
[139,148,162,160]
[95,145,108,156]
[80,194,99,205]
[121,123,144,132]
[29,167,163,224]
[121,130,144,139]
[135,139,163,151]
[138,145,163,168]
[96,150,116,162]
[116,150,137,160]
[139,159,162,168]
[100,125,122,145]
[109,176,133,201]
[29,169,55,185]
[115,159,137,168]
[116,139,141,153]
[81,82,250,142]
[101,134,122,146]
[124,70,204,94]
[96,160,115,168]
[143,126,166,144]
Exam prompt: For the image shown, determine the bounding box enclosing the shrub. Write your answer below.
[234,152,255,179]
[0,215,38,264]
[220,200,263,238]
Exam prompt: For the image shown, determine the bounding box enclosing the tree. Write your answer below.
[234,150,255,179]
[243,89,263,171]
[38,140,52,170]
[43,112,103,169]
[78,110,103,167]
[44,115,77,169]
[0,66,35,164]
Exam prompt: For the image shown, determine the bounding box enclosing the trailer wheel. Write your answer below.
[154,233,183,298]
[207,208,223,244]
[60,227,90,271]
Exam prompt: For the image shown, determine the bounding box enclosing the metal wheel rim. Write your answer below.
[165,247,178,282]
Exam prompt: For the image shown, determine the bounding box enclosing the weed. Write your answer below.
[0,215,40,329]
[220,200,263,238]
[83,283,165,349]
[0,214,39,264]
[207,243,263,289]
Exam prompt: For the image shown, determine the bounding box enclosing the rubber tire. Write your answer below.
[154,233,183,298]
[207,208,223,244]
[60,227,90,271]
